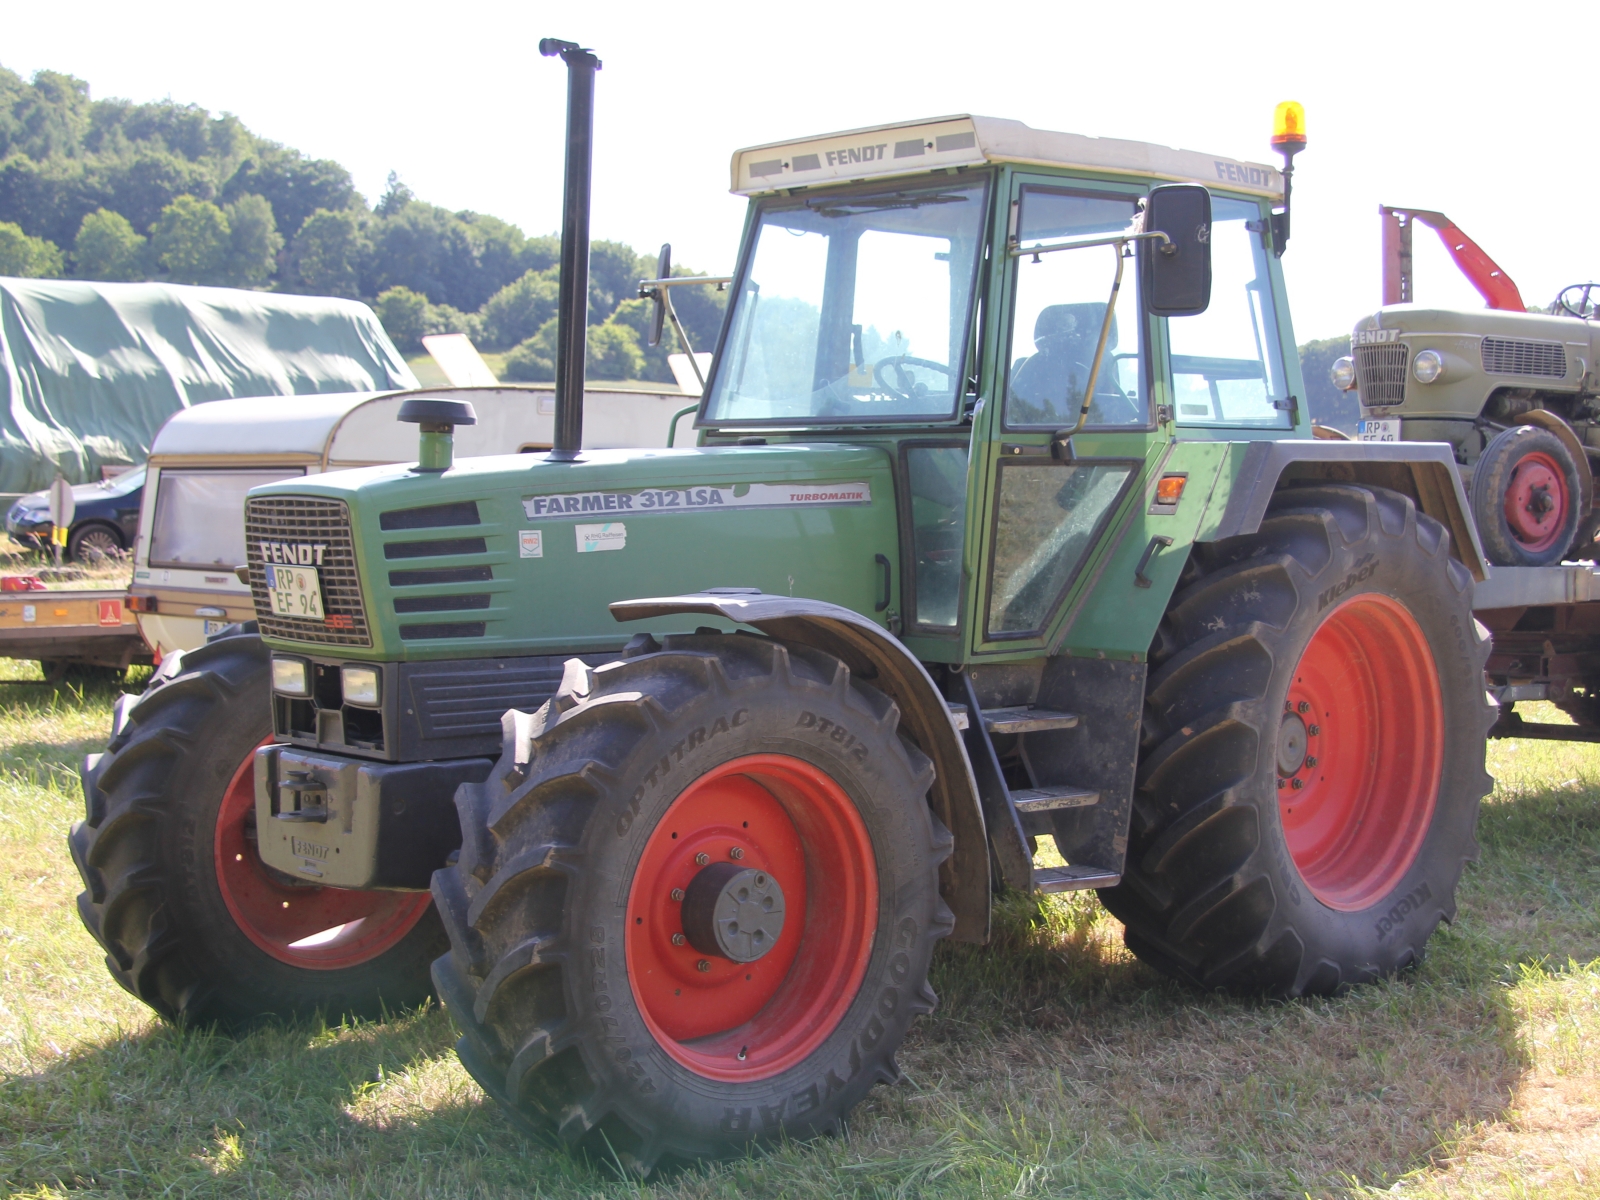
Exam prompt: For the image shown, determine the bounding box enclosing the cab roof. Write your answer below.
[730,114,1282,199]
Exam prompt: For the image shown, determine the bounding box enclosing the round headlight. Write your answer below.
[1330,356,1357,391]
[1412,349,1444,384]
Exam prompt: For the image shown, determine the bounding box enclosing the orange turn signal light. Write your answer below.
[1155,475,1187,506]
[1272,100,1307,150]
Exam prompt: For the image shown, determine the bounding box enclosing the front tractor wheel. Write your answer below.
[1471,424,1584,567]
[431,634,953,1172]
[1103,484,1494,995]
[69,633,444,1028]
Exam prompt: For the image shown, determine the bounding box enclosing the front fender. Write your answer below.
[611,590,990,944]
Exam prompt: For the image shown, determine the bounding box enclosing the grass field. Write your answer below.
[1,663,1596,1198]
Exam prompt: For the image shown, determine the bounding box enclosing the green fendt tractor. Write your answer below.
[1333,205,1600,566]
[72,55,1494,1171]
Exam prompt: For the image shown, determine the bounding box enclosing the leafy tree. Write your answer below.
[502,318,559,382]
[375,171,413,217]
[479,268,560,349]
[517,233,560,277]
[151,194,230,284]
[222,193,281,286]
[287,207,367,298]
[72,208,144,280]
[374,285,431,352]
[366,201,492,312]
[10,71,90,161]
[587,240,648,317]
[588,320,645,380]
[100,150,217,234]
[607,297,675,383]
[0,220,63,277]
[222,147,356,238]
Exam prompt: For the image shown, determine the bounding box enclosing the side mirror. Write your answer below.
[648,244,671,347]
[1141,184,1212,317]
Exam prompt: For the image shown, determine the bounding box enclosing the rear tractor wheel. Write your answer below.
[431,633,953,1173]
[70,632,444,1028]
[1103,484,1494,995]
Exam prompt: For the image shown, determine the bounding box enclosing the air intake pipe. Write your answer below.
[540,38,601,461]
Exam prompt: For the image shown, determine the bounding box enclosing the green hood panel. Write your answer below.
[249,445,900,659]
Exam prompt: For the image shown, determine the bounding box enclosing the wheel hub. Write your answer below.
[1276,712,1307,776]
[1503,451,1569,550]
[681,862,786,963]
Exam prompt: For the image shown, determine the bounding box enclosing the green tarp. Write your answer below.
[0,279,418,493]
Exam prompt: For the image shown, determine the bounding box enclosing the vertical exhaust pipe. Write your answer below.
[540,38,601,460]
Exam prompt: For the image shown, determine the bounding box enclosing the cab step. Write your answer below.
[1012,786,1100,813]
[981,706,1080,735]
[1035,864,1120,893]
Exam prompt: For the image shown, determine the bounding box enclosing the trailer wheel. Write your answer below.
[1471,424,1583,566]
[69,632,443,1028]
[1102,484,1494,995]
[431,634,952,1173]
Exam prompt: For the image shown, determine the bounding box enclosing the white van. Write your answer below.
[128,384,696,656]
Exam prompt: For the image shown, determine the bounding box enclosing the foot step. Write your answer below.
[1012,786,1100,813]
[947,703,970,731]
[982,706,1079,735]
[1035,864,1120,893]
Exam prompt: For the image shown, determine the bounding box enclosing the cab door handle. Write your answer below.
[874,554,892,612]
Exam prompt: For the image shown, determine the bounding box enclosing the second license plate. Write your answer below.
[1357,418,1401,443]
[266,564,325,620]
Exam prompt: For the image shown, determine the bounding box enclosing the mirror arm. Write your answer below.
[1051,245,1127,458]
[1008,229,1169,260]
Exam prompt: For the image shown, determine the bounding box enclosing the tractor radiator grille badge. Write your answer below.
[1354,343,1409,405]
[1482,336,1566,379]
[246,496,371,647]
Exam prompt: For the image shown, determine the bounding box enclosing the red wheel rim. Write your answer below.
[214,741,432,969]
[1502,449,1569,552]
[1278,594,1443,911]
[625,754,878,1082]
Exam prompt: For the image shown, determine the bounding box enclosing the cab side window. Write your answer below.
[1167,196,1291,428]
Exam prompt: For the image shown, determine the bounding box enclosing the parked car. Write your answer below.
[5,467,146,560]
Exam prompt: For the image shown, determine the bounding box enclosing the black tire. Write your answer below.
[68,521,126,563]
[431,633,953,1173]
[1470,424,1584,567]
[69,632,446,1029]
[1101,484,1494,995]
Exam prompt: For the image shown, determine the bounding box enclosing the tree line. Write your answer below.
[0,66,725,384]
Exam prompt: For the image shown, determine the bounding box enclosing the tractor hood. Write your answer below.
[245,444,902,660]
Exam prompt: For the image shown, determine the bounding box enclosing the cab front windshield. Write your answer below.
[704,179,989,424]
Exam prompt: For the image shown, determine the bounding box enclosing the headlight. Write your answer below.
[1412,349,1444,384]
[1330,356,1357,391]
[271,657,310,696]
[341,665,381,707]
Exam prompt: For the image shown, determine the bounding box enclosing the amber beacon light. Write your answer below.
[1268,101,1306,257]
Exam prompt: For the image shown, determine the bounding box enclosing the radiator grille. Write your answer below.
[1482,337,1566,378]
[1355,343,1409,405]
[246,496,371,647]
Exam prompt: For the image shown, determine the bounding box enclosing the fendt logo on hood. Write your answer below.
[260,541,327,566]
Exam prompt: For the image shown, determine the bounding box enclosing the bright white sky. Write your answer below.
[7,0,1596,343]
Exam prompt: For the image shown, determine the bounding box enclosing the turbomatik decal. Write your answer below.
[523,481,872,520]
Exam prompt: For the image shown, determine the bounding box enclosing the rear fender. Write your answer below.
[611,590,990,943]
[1209,440,1488,579]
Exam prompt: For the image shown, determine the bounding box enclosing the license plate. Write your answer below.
[202,619,228,637]
[1357,418,1401,443]
[265,564,324,620]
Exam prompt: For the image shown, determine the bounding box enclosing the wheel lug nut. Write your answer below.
[696,959,711,972]
[1291,778,1304,790]
[670,887,684,901]
[1305,756,1318,768]
[1297,701,1311,714]
[671,933,686,946]
[729,846,744,860]
[1307,724,1320,736]
[1277,778,1285,790]
[695,852,709,866]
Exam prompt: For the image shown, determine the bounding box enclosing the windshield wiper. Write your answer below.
[805,192,970,217]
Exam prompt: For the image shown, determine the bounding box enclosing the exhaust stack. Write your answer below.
[540,38,601,460]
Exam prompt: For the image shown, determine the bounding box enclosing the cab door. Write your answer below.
[966,171,1170,659]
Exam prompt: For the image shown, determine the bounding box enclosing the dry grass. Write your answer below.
[0,540,132,591]
[1,673,1597,1198]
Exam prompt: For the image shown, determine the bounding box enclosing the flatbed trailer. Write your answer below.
[1475,564,1600,742]
[0,587,151,675]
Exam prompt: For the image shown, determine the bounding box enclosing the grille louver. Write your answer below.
[246,496,372,647]
[1482,337,1566,378]
[1354,344,1409,405]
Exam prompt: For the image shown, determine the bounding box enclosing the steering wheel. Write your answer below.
[1556,283,1600,319]
[872,356,954,403]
